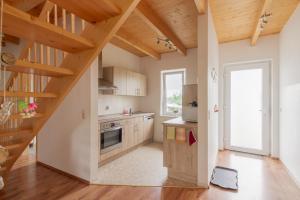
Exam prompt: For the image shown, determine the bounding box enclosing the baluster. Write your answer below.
[81,19,85,32]
[54,4,58,66]
[62,8,67,58]
[71,13,75,33]
[46,11,51,66]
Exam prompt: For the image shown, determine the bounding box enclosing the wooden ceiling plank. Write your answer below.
[251,0,273,45]
[115,30,161,59]
[3,3,94,53]
[194,0,206,14]
[5,0,45,11]
[49,0,121,23]
[135,1,187,55]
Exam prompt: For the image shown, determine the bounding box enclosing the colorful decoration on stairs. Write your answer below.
[18,101,38,118]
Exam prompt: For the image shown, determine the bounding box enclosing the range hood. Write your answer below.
[98,52,117,91]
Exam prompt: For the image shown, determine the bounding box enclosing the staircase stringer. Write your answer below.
[3,0,142,177]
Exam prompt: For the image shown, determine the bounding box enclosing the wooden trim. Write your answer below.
[251,0,273,45]
[114,31,161,60]
[194,0,206,14]
[37,161,90,184]
[135,1,187,55]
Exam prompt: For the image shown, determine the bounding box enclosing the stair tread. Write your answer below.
[3,3,94,53]
[6,60,74,77]
[0,91,57,98]
[10,113,44,120]
[0,128,32,137]
[3,143,24,150]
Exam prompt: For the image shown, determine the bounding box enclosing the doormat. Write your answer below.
[210,166,238,190]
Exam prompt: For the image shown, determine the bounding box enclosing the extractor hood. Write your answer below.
[98,52,117,91]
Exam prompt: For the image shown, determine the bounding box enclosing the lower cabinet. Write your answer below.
[100,115,154,165]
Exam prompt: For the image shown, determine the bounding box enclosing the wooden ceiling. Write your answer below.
[4,0,300,58]
[210,0,300,44]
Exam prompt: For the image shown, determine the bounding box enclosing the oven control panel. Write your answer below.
[100,121,123,131]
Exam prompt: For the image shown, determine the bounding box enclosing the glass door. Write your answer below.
[224,61,270,155]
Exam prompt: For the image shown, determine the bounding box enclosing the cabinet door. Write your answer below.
[126,71,136,96]
[143,116,154,141]
[113,68,127,95]
[134,117,144,144]
[139,74,147,96]
[124,119,135,149]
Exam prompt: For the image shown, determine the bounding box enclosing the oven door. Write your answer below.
[100,127,122,153]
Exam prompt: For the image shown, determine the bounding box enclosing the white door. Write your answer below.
[224,61,270,155]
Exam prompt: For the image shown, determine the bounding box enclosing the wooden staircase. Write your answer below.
[0,0,141,180]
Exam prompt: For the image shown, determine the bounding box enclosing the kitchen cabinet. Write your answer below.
[134,117,144,144]
[123,119,136,150]
[103,67,127,95]
[103,66,146,97]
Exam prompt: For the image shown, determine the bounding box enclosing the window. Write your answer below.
[161,69,185,116]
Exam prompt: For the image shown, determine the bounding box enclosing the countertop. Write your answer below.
[162,117,198,128]
[98,112,155,122]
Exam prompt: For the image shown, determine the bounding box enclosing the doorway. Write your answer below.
[224,61,270,155]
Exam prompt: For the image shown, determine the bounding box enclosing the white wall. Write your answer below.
[98,43,141,115]
[197,3,219,187]
[37,60,98,182]
[279,4,300,187]
[140,48,198,142]
[219,35,280,157]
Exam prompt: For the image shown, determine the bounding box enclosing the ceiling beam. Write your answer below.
[194,0,206,14]
[135,1,186,56]
[114,30,161,60]
[251,0,273,45]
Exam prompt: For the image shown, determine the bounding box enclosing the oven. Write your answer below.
[100,121,123,153]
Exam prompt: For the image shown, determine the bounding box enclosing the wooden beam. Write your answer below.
[194,0,206,14]
[3,3,94,53]
[251,0,273,45]
[115,30,161,60]
[135,1,187,55]
[5,60,74,77]
[49,0,121,23]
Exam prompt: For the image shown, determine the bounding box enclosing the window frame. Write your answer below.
[161,69,186,117]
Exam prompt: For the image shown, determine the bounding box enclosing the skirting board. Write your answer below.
[281,160,300,189]
[37,161,90,184]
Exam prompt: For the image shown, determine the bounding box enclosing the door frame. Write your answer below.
[223,60,271,156]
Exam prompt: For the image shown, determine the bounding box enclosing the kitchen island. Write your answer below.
[162,117,198,185]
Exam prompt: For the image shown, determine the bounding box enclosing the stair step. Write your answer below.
[0,91,57,98]
[49,0,121,23]
[4,143,24,151]
[6,60,74,77]
[0,167,7,175]
[0,128,33,137]
[10,113,44,120]
[3,3,94,53]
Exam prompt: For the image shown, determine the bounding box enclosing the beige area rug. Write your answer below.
[95,143,168,186]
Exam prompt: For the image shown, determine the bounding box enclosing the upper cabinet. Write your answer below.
[103,67,147,97]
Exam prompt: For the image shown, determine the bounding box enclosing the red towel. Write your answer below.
[189,130,197,146]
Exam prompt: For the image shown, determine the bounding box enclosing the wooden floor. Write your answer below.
[0,151,299,200]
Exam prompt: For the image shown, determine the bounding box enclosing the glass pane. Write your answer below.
[165,73,183,115]
[230,68,263,150]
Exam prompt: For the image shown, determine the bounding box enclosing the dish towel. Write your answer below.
[189,129,197,146]
[166,127,175,140]
[176,128,186,142]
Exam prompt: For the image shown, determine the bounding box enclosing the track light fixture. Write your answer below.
[156,37,176,50]
[259,11,272,31]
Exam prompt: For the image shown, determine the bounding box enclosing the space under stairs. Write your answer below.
[0,0,141,180]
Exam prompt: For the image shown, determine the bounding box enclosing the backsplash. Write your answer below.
[98,94,140,115]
